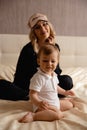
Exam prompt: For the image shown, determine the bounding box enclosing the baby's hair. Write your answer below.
[37,44,60,59]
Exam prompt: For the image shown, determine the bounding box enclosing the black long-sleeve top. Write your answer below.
[13,42,62,91]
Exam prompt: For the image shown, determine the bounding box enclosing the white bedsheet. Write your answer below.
[62,67,87,99]
[0,66,87,130]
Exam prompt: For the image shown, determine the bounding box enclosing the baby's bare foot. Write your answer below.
[19,112,34,123]
[58,111,64,119]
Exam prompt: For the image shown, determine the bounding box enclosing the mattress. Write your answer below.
[0,66,87,130]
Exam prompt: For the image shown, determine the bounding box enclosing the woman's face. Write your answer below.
[33,21,50,42]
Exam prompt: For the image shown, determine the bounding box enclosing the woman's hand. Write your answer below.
[45,36,54,44]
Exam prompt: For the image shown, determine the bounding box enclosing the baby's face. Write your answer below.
[38,51,59,75]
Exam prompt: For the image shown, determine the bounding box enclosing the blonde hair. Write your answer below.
[28,21,56,53]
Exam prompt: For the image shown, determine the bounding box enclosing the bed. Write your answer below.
[0,34,87,130]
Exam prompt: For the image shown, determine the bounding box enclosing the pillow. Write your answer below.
[0,64,16,81]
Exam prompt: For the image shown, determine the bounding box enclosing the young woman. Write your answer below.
[19,44,75,123]
[0,13,73,100]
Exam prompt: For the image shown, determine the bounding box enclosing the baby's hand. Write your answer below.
[65,90,75,96]
[38,100,49,110]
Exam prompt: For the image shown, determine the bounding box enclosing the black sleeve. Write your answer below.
[55,43,62,75]
[55,43,60,51]
[13,42,38,90]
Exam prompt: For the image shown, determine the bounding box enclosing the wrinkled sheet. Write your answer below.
[0,66,87,130]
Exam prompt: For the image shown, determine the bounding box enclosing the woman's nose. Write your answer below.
[40,25,45,31]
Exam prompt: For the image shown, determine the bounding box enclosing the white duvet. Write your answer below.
[0,65,87,130]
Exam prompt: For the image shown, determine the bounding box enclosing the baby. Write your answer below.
[19,44,75,123]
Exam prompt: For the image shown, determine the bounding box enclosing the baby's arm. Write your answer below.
[30,90,49,110]
[30,90,62,112]
[57,85,75,96]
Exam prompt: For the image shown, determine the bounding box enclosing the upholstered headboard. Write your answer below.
[0,34,87,68]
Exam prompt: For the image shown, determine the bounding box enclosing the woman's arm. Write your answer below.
[13,42,38,90]
[55,43,62,75]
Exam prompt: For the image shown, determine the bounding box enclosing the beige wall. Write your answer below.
[0,0,87,36]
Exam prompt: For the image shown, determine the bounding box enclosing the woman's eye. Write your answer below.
[33,22,48,30]
[34,25,40,30]
[43,22,48,26]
